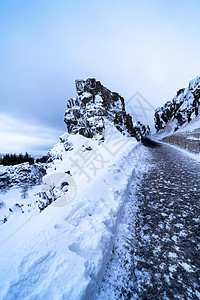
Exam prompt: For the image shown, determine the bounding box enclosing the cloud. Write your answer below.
[0,114,62,156]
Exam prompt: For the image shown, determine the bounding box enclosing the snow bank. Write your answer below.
[0,123,145,299]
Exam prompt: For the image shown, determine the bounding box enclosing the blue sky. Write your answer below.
[1,0,200,155]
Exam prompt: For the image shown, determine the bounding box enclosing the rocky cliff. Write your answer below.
[155,76,200,133]
[64,78,150,141]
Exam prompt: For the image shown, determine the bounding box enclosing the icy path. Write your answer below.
[95,143,200,299]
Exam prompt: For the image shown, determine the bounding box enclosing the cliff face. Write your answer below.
[64,78,150,141]
[155,76,200,133]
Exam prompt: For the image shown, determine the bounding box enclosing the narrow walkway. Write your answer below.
[95,142,200,299]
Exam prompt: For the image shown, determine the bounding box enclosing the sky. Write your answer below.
[1,0,200,155]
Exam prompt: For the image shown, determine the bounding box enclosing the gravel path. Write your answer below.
[95,142,200,299]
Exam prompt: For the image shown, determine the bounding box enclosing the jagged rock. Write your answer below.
[132,121,151,141]
[64,78,150,141]
[155,76,200,132]
[37,79,151,211]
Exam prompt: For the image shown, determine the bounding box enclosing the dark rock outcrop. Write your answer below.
[64,78,150,141]
[155,76,200,132]
[0,163,47,190]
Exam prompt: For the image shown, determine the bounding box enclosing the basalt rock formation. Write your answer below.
[64,78,150,141]
[155,76,200,133]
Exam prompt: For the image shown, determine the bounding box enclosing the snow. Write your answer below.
[81,92,93,98]
[154,75,200,135]
[0,185,41,241]
[180,262,194,273]
[0,162,46,193]
[153,120,178,140]
[95,95,103,105]
[164,142,200,162]
[0,123,144,299]
[154,109,200,158]
[177,114,200,134]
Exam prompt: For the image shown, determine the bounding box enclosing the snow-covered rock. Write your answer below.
[0,162,46,190]
[154,75,200,133]
[37,79,150,210]
[0,135,148,300]
[38,122,133,210]
[0,163,47,225]
[65,78,150,142]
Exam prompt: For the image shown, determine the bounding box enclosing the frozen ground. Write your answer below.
[95,142,200,299]
[0,185,41,236]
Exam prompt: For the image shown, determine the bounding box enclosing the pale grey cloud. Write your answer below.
[0,114,61,156]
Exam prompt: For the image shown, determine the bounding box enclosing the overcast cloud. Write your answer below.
[1,0,200,154]
[0,114,60,156]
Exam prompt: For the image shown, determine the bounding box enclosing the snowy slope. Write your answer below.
[0,128,147,299]
[153,115,200,141]
[154,75,200,135]
[176,114,200,134]
[0,162,46,226]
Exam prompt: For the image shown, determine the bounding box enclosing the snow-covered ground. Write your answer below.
[177,114,200,134]
[154,114,200,140]
[95,151,151,300]
[0,185,41,241]
[153,120,178,140]
[0,124,148,299]
[161,141,200,162]
[0,162,46,225]
[153,111,200,158]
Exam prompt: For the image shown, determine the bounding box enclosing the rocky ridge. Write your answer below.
[155,76,200,133]
[36,79,151,211]
[64,78,150,142]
